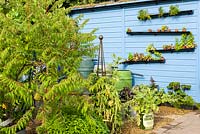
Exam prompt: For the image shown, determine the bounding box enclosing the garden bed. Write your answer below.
[121,106,192,134]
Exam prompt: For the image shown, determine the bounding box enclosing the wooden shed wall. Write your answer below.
[72,0,200,102]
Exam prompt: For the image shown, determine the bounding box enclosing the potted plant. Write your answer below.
[186,33,196,48]
[163,44,174,50]
[146,44,156,53]
[175,28,179,32]
[148,29,152,32]
[169,5,180,16]
[130,85,159,130]
[167,28,171,32]
[182,27,187,32]
[158,7,164,18]
[127,28,132,33]
[157,28,161,32]
[137,9,151,21]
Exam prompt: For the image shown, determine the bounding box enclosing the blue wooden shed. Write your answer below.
[71,0,200,102]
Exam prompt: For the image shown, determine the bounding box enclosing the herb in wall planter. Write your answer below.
[137,9,151,21]
[122,52,165,64]
[161,25,169,32]
[127,28,132,33]
[186,33,196,48]
[158,7,164,18]
[169,5,180,16]
[182,27,187,32]
[146,44,156,53]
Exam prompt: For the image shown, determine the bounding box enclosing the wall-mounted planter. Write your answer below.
[121,59,165,64]
[149,47,195,53]
[150,10,193,19]
[126,31,190,35]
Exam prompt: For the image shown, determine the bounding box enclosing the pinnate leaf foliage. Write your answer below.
[0,0,96,133]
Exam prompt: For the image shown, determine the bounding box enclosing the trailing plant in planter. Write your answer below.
[137,9,151,21]
[158,7,164,17]
[125,52,163,63]
[146,44,156,53]
[161,25,169,32]
[169,5,180,16]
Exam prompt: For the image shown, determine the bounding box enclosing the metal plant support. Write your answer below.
[97,35,106,76]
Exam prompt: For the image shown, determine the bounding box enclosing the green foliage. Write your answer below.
[37,96,109,134]
[158,7,164,17]
[169,5,180,16]
[0,0,97,133]
[186,33,196,48]
[87,74,122,134]
[168,89,195,108]
[166,34,196,51]
[137,9,151,21]
[146,44,156,53]
[145,44,162,59]
[128,53,133,61]
[167,82,180,91]
[131,85,159,114]
[166,82,195,108]
[111,53,123,68]
[126,85,159,126]
[161,25,168,31]
[0,107,34,134]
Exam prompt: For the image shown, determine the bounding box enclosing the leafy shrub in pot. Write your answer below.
[127,85,159,129]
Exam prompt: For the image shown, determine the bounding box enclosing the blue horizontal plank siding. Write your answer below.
[72,0,200,102]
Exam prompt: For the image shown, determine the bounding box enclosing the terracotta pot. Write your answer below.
[148,29,152,32]
[182,28,187,32]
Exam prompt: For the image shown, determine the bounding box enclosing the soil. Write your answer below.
[121,106,192,134]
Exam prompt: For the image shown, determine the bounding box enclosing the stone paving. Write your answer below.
[154,111,200,134]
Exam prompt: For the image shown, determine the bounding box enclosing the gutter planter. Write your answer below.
[126,31,190,35]
[121,59,165,64]
[149,47,195,53]
[150,10,194,19]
